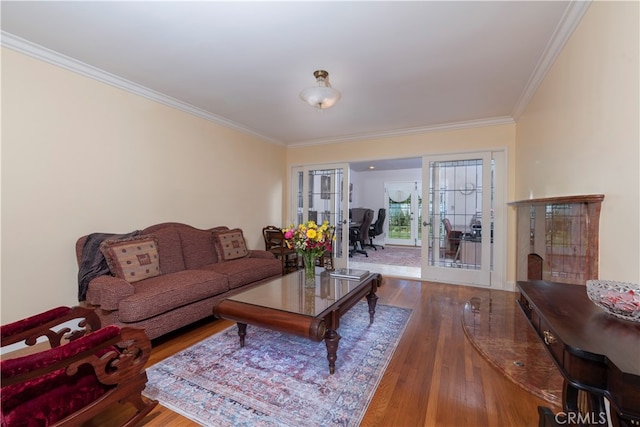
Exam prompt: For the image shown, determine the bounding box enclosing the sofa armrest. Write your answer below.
[86,276,134,311]
[247,250,276,259]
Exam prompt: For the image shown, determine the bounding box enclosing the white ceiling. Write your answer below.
[1,1,589,147]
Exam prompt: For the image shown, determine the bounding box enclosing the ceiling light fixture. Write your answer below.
[299,70,341,110]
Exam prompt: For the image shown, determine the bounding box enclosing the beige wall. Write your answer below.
[516,2,639,283]
[1,48,286,323]
[287,125,515,166]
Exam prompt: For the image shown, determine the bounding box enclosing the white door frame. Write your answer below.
[420,150,506,289]
[289,163,350,270]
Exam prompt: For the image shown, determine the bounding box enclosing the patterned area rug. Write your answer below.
[143,302,412,426]
[354,245,421,267]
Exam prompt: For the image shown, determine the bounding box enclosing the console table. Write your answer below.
[517,281,640,425]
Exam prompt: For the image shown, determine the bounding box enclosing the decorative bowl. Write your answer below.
[586,280,640,323]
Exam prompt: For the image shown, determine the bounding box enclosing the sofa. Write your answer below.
[76,222,282,340]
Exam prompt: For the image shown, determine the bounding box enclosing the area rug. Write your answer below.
[143,302,412,426]
[354,245,421,268]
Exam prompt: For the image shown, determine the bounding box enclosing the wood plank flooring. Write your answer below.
[86,277,552,427]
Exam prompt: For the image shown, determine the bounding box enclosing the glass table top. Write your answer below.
[227,268,373,317]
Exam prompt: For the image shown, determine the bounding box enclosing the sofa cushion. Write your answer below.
[100,235,160,283]
[178,227,218,269]
[149,226,186,274]
[212,228,249,261]
[203,258,281,289]
[117,270,229,322]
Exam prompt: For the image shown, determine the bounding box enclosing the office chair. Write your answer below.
[349,209,374,257]
[366,208,386,250]
[442,218,462,259]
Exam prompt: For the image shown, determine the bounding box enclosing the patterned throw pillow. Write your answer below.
[212,229,249,261]
[100,235,161,282]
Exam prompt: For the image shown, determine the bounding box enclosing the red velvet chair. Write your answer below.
[1,306,157,426]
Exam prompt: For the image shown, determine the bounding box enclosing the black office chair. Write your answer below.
[366,208,386,250]
[349,209,374,257]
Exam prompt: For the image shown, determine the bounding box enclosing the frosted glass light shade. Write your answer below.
[299,70,341,109]
[300,86,341,109]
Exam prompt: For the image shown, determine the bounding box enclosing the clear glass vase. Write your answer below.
[302,252,317,288]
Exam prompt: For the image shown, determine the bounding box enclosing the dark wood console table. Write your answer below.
[517,281,640,425]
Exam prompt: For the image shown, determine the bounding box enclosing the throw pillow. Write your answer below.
[212,228,249,261]
[100,235,160,282]
[179,227,218,269]
[150,226,186,274]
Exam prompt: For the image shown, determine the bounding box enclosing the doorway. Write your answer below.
[384,182,422,246]
[346,150,505,288]
[291,152,505,288]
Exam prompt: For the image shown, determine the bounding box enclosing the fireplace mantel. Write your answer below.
[508,194,604,285]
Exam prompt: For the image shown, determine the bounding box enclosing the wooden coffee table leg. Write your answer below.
[366,291,379,324]
[237,322,247,347]
[324,329,341,375]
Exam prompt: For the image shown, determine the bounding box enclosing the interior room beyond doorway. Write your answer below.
[349,158,422,279]
[348,153,497,285]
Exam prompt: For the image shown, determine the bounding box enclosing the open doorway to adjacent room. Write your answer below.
[347,151,505,289]
[348,158,423,279]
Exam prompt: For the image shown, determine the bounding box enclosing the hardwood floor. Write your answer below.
[87,277,552,426]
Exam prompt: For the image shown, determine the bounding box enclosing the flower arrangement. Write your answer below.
[283,220,334,257]
[283,220,335,284]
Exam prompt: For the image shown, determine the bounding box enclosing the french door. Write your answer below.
[384,182,422,246]
[421,151,504,288]
[290,164,350,270]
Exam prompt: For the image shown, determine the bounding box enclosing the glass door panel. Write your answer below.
[416,183,423,246]
[290,164,349,269]
[421,153,491,287]
[385,182,421,246]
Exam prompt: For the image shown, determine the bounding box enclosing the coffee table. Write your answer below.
[213,268,382,374]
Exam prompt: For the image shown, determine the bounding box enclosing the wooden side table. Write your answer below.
[517,280,640,425]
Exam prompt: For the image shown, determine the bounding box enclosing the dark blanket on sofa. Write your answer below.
[77,231,140,301]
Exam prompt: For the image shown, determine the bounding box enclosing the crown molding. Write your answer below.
[511,0,592,120]
[1,31,284,146]
[4,0,582,150]
[287,116,516,148]
[1,30,515,149]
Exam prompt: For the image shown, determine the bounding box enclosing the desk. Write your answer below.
[459,239,481,265]
[349,223,365,255]
[517,281,640,424]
